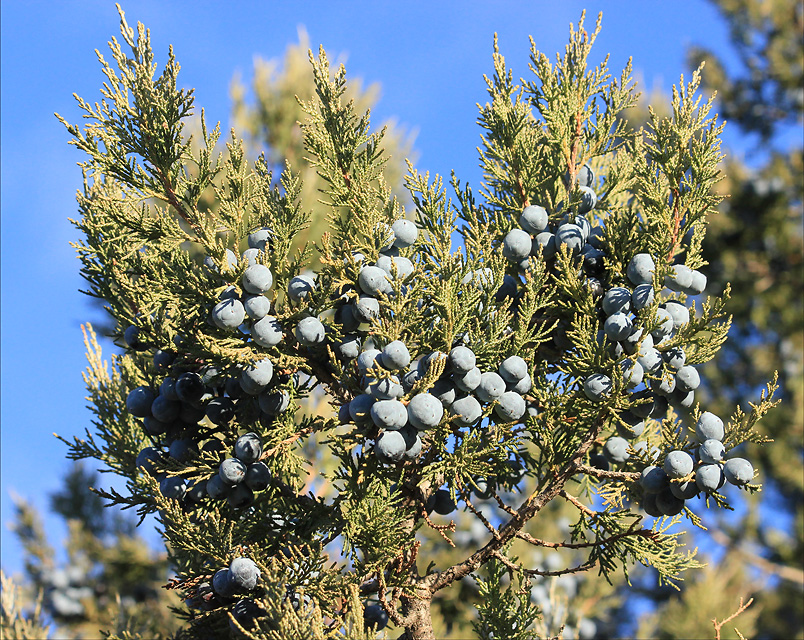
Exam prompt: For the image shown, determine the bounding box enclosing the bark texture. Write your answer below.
[399,589,435,640]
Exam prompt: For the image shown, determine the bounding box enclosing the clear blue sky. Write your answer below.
[1,0,742,577]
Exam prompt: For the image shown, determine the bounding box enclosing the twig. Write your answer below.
[491,549,596,578]
[666,186,683,263]
[397,540,421,576]
[516,531,568,548]
[575,463,641,482]
[517,522,657,550]
[491,489,519,517]
[426,414,606,593]
[261,426,315,459]
[376,569,407,628]
[420,507,456,547]
[155,166,200,234]
[514,167,530,208]
[560,490,596,517]
[567,111,584,187]
[712,597,754,640]
[462,492,501,541]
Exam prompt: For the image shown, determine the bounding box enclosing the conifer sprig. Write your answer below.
[524,12,638,187]
[471,552,541,640]
[635,64,726,265]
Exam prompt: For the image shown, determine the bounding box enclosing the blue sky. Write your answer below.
[1,0,744,577]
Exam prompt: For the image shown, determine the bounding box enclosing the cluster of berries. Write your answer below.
[331,219,418,352]
[205,229,327,348]
[580,251,753,518]
[339,340,432,463]
[336,341,533,465]
[126,219,421,513]
[636,411,755,517]
[437,348,532,426]
[204,433,272,509]
[130,359,293,508]
[185,557,266,632]
[502,166,600,273]
[582,250,705,409]
[490,164,757,520]
[518,169,759,517]
[130,359,296,510]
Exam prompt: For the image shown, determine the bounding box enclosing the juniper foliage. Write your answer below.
[0,571,50,640]
[56,6,779,639]
[635,2,804,636]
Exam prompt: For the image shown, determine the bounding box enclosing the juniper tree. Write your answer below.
[56,7,781,639]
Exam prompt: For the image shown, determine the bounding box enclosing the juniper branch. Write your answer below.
[427,415,603,593]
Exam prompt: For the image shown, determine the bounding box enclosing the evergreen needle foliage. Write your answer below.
[1,571,50,640]
[56,6,781,638]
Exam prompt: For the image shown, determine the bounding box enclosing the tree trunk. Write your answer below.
[398,589,435,640]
